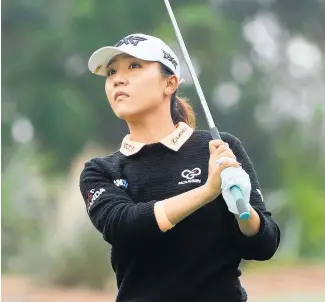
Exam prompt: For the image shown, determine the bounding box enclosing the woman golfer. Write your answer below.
[79,33,280,302]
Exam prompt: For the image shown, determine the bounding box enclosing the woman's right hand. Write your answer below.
[204,139,241,200]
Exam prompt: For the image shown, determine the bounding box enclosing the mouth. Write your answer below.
[114,91,130,101]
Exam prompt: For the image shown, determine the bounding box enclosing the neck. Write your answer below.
[126,109,177,144]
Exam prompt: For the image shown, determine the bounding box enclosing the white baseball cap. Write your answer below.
[88,33,181,79]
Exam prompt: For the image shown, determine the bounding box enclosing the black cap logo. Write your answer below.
[115,36,148,47]
[162,49,178,69]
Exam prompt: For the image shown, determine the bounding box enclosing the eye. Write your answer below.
[130,62,141,69]
[107,68,116,77]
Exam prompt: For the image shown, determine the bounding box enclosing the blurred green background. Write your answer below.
[2,0,325,301]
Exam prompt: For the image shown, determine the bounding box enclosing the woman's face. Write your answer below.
[105,54,173,122]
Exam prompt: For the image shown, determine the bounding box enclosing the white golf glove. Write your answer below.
[217,157,252,215]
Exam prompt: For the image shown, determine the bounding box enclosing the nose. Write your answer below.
[113,74,128,87]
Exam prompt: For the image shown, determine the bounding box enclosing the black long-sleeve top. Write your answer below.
[79,123,281,302]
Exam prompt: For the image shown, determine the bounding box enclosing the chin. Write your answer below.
[113,102,158,122]
[115,109,144,122]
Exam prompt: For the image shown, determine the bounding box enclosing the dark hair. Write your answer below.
[159,63,196,128]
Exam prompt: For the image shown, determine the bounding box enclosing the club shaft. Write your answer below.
[163,0,216,131]
[163,0,251,220]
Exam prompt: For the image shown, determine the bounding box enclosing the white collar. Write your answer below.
[120,122,194,156]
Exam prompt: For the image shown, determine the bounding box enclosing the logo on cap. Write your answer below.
[115,36,148,47]
[162,50,178,69]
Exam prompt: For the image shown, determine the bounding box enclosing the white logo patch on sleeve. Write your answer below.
[87,188,106,211]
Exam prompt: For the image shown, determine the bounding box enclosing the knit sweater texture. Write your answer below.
[79,129,281,302]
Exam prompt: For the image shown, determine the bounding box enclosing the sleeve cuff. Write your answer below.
[235,207,268,242]
[135,200,166,239]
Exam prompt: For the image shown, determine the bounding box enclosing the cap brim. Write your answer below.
[88,46,156,77]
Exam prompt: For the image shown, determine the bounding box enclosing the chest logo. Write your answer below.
[179,168,201,185]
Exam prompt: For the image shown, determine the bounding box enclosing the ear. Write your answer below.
[164,75,179,97]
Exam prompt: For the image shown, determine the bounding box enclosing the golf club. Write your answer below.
[163,0,251,220]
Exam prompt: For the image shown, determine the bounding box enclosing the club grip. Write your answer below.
[211,127,249,219]
[210,127,221,140]
[230,185,251,220]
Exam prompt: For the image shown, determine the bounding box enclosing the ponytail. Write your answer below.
[159,62,196,128]
[170,94,196,128]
